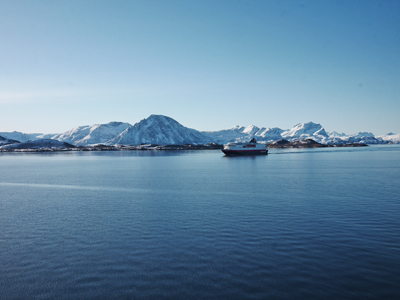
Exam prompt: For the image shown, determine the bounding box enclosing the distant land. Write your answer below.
[1,114,399,151]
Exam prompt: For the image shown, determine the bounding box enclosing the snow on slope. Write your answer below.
[350,132,375,138]
[242,125,260,135]
[377,133,400,144]
[0,135,20,146]
[328,131,347,138]
[202,126,255,144]
[333,132,381,144]
[2,116,399,146]
[109,115,210,145]
[254,127,285,142]
[281,122,328,142]
[50,117,400,146]
[0,131,46,142]
[54,121,131,146]
[201,125,283,144]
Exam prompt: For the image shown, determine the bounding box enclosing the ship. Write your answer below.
[221,138,268,155]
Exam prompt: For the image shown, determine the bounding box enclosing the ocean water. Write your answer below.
[1,145,399,300]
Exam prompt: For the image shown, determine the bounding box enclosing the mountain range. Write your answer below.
[1,114,399,148]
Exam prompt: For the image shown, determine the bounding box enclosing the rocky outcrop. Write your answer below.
[267,139,368,148]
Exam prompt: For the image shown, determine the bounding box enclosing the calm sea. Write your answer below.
[1,145,399,300]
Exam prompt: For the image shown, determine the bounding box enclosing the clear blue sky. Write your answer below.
[1,0,399,135]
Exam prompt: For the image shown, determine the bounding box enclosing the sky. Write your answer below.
[1,0,399,135]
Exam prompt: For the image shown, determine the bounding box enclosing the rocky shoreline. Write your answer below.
[0,143,224,152]
[266,139,368,148]
[0,139,369,152]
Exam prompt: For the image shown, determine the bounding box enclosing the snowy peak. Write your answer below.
[54,125,92,143]
[281,122,328,142]
[110,115,210,145]
[377,133,400,144]
[2,115,399,146]
[54,121,131,146]
[202,124,285,144]
[350,132,375,138]
[329,131,347,138]
[138,114,183,131]
[242,125,260,135]
[257,127,284,135]
[0,131,45,142]
[255,127,284,139]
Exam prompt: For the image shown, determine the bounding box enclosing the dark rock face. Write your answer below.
[266,139,368,148]
[290,139,326,148]
[339,143,368,147]
[267,139,326,148]
[268,139,291,146]
[1,139,76,150]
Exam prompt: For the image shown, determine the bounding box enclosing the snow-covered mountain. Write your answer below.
[203,121,398,145]
[376,133,400,144]
[203,125,285,144]
[331,132,380,145]
[0,131,60,142]
[53,121,131,146]
[0,131,42,142]
[110,115,210,145]
[254,127,285,142]
[203,125,259,144]
[203,121,329,144]
[328,131,347,138]
[1,115,399,146]
[0,139,75,150]
[281,122,329,142]
[0,135,20,146]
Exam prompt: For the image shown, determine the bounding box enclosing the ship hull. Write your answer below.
[222,149,268,156]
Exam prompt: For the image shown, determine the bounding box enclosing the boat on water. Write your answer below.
[221,138,268,155]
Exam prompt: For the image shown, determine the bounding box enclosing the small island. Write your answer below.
[266,139,368,148]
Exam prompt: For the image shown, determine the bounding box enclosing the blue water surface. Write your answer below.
[1,145,400,299]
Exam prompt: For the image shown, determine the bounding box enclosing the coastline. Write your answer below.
[0,139,369,153]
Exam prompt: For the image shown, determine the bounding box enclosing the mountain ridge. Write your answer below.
[1,115,399,146]
[109,115,210,145]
